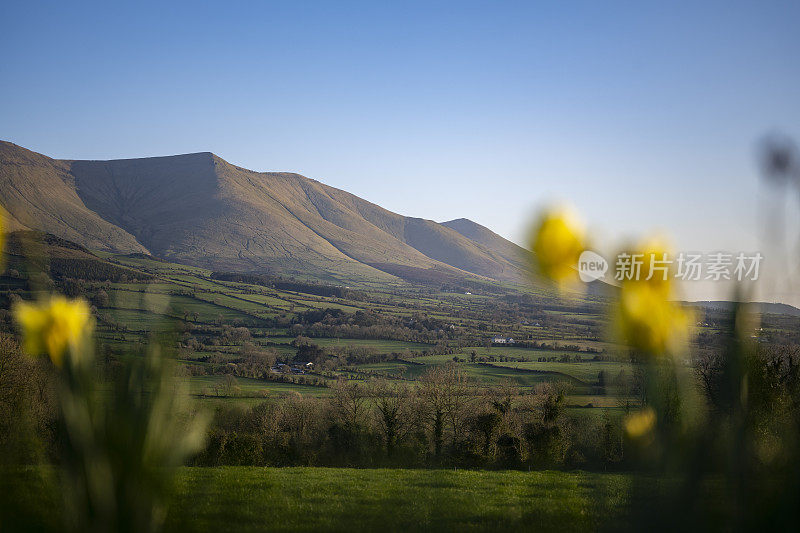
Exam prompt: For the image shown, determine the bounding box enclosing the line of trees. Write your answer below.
[194,364,624,469]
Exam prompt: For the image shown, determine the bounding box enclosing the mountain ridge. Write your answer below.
[0,141,530,284]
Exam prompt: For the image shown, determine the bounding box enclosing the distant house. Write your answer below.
[270,362,288,374]
[288,361,314,374]
[491,336,515,344]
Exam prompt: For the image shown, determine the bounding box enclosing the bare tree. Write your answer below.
[420,363,471,457]
[217,374,238,397]
[370,380,419,457]
[695,349,728,412]
[332,378,367,432]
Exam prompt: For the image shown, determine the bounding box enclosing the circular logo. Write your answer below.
[578,250,608,282]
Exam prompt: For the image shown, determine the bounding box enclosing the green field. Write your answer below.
[3,247,740,418]
[166,467,632,532]
[490,360,631,384]
[355,360,431,379]
[461,363,583,387]
[2,467,633,532]
[189,375,332,398]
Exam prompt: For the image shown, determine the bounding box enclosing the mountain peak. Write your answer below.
[443,217,479,228]
[442,218,501,240]
[73,150,217,164]
[1,143,531,284]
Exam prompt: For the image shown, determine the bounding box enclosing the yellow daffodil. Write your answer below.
[624,407,656,440]
[529,205,586,286]
[616,281,690,356]
[614,238,691,356]
[14,295,94,367]
[637,236,674,296]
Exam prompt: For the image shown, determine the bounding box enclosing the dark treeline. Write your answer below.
[48,259,152,283]
[185,341,800,472]
[286,308,454,344]
[4,254,150,286]
[194,366,625,470]
[504,339,603,353]
[0,329,621,470]
[3,231,152,283]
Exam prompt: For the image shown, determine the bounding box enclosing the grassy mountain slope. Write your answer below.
[1,142,530,283]
[441,218,529,275]
[289,180,529,281]
[0,142,147,254]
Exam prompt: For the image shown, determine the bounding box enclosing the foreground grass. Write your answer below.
[165,467,631,532]
[1,466,632,532]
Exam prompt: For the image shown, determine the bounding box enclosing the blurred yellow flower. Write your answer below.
[529,206,586,285]
[616,281,690,356]
[14,295,94,367]
[624,407,656,440]
[614,237,691,356]
[637,236,674,295]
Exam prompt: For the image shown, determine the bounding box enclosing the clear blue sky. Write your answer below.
[2,1,799,300]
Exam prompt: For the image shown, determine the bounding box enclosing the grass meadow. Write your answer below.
[2,467,633,532]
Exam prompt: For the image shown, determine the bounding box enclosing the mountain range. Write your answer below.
[0,141,529,284]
